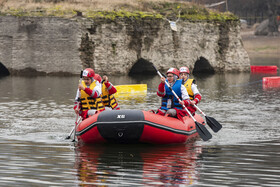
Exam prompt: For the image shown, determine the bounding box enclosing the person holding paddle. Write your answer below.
[179,67,202,116]
[94,74,120,110]
[157,67,191,119]
[74,68,105,120]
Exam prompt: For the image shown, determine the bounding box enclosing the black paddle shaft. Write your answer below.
[72,71,83,141]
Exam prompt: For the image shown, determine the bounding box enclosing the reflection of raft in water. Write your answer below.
[76,109,205,144]
[75,143,201,185]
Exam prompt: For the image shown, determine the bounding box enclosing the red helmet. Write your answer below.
[179,67,190,74]
[83,68,95,78]
[94,74,102,83]
[167,68,180,77]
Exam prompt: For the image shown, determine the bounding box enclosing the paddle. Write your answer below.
[193,104,222,132]
[65,127,74,140]
[152,65,212,141]
[66,70,83,141]
[66,115,82,139]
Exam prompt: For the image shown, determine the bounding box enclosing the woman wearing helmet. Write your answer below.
[157,67,191,118]
[94,74,120,110]
[179,67,202,115]
[74,68,105,120]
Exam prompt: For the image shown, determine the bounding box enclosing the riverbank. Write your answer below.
[241,28,280,57]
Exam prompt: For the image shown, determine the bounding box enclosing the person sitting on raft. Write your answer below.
[94,74,120,110]
[74,68,105,120]
[157,67,191,119]
[179,66,202,116]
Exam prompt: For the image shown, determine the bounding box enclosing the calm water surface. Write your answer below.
[0,63,280,186]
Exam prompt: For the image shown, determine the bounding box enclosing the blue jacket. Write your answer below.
[160,79,183,111]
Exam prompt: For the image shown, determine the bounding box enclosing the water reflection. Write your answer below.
[74,142,202,186]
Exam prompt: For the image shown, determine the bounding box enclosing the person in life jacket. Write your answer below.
[94,74,120,110]
[179,67,202,115]
[157,67,191,119]
[74,68,105,120]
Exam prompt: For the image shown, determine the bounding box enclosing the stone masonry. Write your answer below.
[0,16,250,75]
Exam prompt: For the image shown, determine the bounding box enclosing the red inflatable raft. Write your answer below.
[76,109,205,144]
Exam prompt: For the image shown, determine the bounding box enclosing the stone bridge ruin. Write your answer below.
[0,16,250,76]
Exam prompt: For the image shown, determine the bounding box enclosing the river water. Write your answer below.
[0,61,279,186]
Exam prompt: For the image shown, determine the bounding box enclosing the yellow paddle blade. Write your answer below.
[115,84,147,94]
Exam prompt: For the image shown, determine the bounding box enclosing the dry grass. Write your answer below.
[0,0,190,12]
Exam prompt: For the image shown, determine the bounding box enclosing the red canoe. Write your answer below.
[76,109,205,144]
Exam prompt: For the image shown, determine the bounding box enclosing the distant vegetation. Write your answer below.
[0,0,238,21]
[191,0,280,35]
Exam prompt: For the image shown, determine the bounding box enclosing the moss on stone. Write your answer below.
[85,10,162,20]
[0,2,238,22]
[2,6,76,17]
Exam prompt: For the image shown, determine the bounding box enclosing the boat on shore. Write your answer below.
[76,109,206,144]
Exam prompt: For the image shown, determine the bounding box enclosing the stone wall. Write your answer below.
[0,16,82,75]
[0,16,250,76]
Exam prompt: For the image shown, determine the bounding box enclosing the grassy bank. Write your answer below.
[0,0,238,21]
[241,29,280,55]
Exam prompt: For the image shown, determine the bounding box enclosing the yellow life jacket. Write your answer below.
[183,79,194,100]
[101,83,118,109]
[80,80,104,111]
